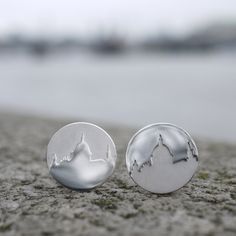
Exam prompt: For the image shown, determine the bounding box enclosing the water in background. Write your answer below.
[0,52,236,142]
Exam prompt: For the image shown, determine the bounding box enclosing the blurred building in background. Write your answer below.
[0,0,236,142]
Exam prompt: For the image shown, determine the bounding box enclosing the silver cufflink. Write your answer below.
[46,122,199,194]
[46,122,117,190]
[126,123,199,193]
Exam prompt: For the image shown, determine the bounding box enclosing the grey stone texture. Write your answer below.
[0,113,235,236]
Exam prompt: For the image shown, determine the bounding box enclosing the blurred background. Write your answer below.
[0,0,236,142]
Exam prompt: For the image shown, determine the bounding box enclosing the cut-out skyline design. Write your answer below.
[126,123,199,193]
[128,127,199,174]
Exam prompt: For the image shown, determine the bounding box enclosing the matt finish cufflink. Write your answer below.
[46,122,117,190]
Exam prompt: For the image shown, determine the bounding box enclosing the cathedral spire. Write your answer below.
[106,144,114,166]
[80,133,85,143]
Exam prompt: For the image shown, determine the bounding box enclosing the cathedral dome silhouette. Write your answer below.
[73,133,92,157]
[49,133,115,190]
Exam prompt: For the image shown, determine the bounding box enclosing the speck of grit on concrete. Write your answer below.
[0,112,236,236]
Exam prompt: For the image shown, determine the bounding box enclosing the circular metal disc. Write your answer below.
[126,123,199,193]
[47,122,117,190]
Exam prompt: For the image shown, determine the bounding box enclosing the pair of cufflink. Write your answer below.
[46,122,199,194]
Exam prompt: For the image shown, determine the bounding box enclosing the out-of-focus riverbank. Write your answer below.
[0,52,236,142]
[0,112,236,236]
[1,22,236,55]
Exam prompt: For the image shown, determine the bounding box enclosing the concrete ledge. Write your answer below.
[0,113,235,236]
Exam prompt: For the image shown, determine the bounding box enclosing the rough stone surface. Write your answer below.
[0,113,236,236]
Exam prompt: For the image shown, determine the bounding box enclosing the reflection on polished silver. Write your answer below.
[126,123,199,194]
[46,122,117,190]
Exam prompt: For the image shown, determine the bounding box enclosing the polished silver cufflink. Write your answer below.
[126,123,199,194]
[46,122,198,194]
[46,122,117,190]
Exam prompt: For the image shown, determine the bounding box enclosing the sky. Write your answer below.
[0,0,236,38]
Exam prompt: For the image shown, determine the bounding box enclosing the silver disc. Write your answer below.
[126,123,199,193]
[46,122,117,190]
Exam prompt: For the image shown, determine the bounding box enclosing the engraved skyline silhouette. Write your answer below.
[50,133,115,168]
[49,133,115,189]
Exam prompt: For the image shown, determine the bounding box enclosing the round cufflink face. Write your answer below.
[126,123,199,194]
[47,122,117,190]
